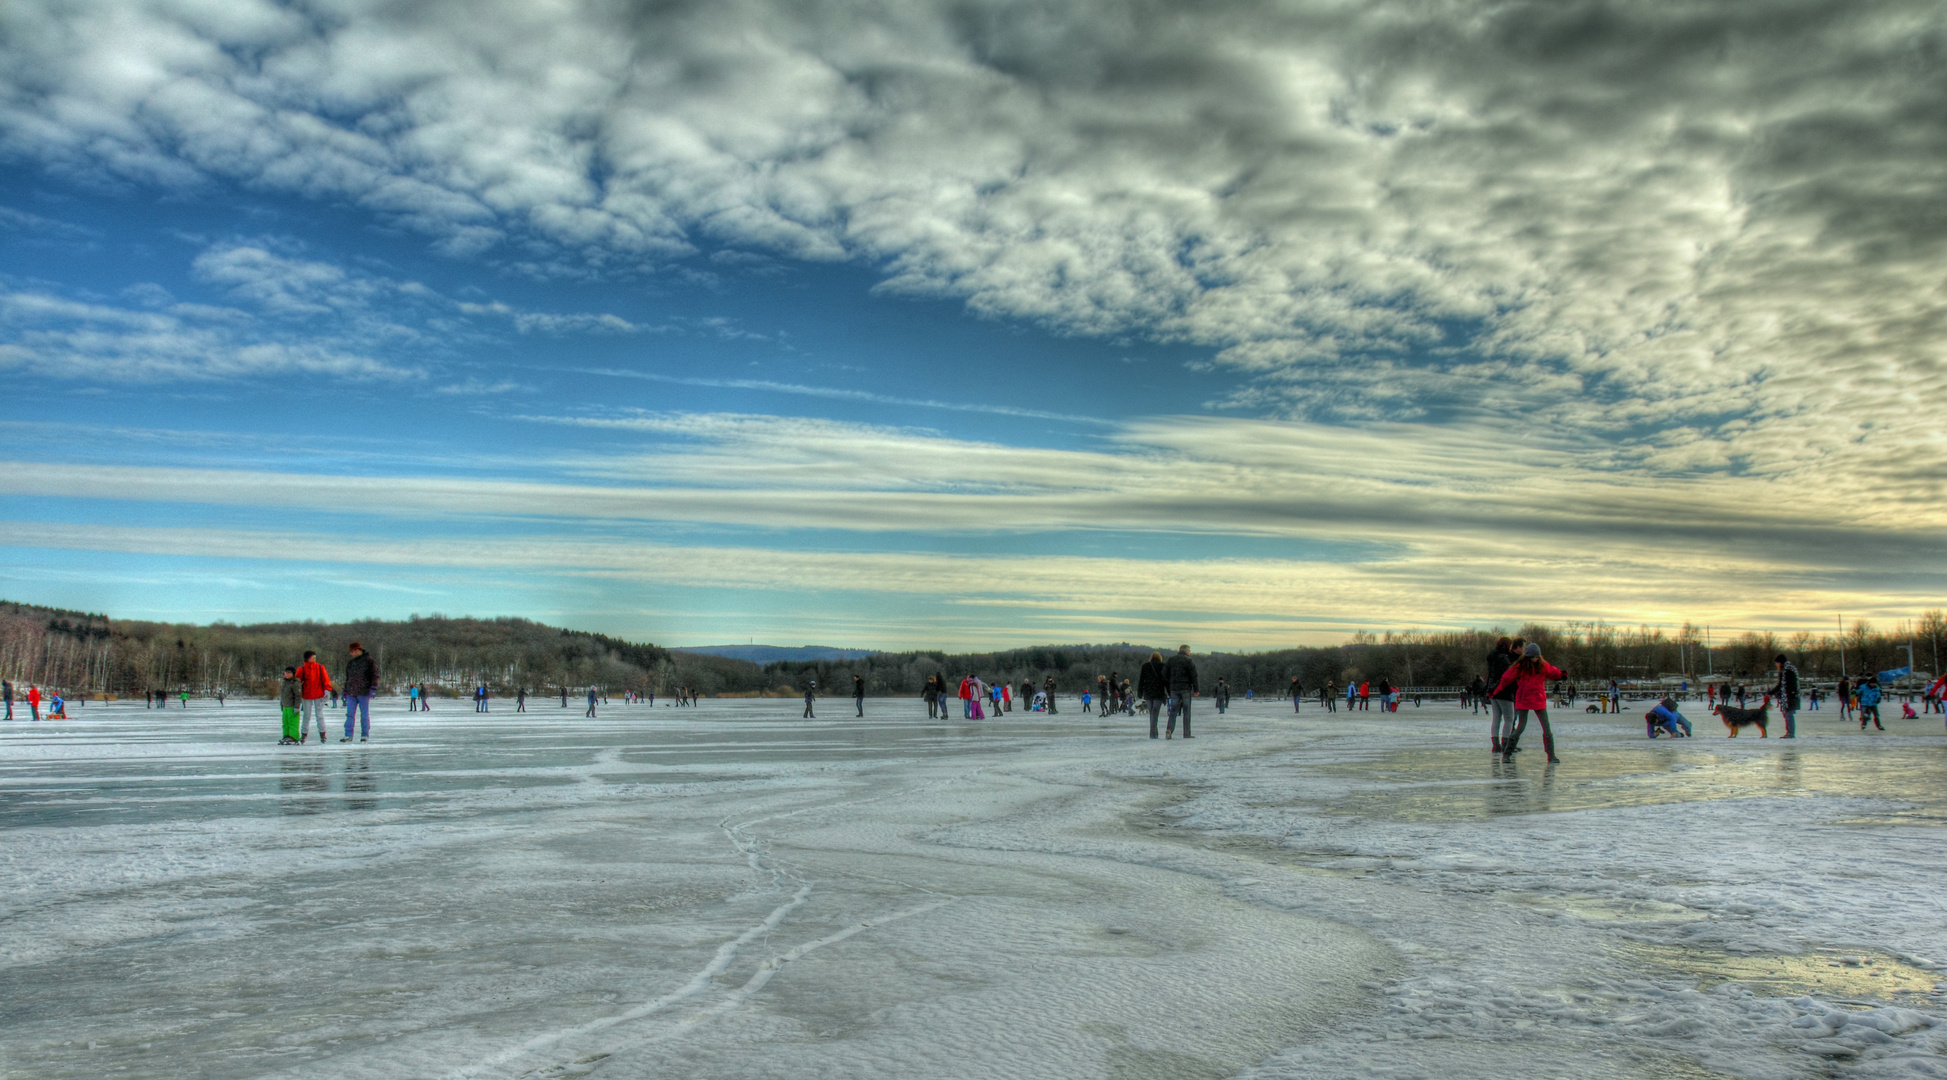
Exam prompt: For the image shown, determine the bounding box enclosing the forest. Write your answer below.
[0,602,761,698]
[0,600,1938,698]
[758,616,1945,697]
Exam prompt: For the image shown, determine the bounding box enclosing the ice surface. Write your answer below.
[2,699,1943,1079]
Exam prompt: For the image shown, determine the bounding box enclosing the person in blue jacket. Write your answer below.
[1858,678,1884,730]
[1645,698,1691,738]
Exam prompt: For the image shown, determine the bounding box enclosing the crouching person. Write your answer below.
[1645,698,1691,739]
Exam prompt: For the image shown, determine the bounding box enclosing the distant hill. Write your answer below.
[0,600,771,696]
[676,644,879,664]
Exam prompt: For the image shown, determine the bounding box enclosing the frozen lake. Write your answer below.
[4,697,1945,1079]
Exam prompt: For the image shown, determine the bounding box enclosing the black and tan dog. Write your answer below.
[1715,699,1770,737]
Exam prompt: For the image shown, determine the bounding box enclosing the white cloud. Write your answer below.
[0,517,1933,643]
[2,0,1944,520]
[0,236,663,382]
[0,289,411,380]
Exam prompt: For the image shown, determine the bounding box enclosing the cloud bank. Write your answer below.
[5,0,1942,454]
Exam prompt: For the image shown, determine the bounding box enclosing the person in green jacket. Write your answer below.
[278,667,302,744]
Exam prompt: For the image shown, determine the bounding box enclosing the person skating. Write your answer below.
[1769,654,1801,738]
[922,675,939,719]
[2,678,11,720]
[1836,676,1852,722]
[586,688,599,718]
[854,675,865,717]
[1859,678,1884,730]
[1493,642,1564,763]
[1485,638,1517,755]
[1043,676,1058,714]
[1138,651,1169,738]
[295,651,333,743]
[1165,645,1198,739]
[278,666,302,744]
[803,680,817,719]
[1214,678,1231,715]
[517,687,527,712]
[340,642,377,742]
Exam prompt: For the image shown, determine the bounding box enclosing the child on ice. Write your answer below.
[1645,698,1691,738]
[279,667,301,744]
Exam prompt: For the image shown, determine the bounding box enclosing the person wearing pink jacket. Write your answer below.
[1492,642,1565,763]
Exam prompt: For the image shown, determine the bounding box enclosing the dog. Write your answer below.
[1715,699,1770,737]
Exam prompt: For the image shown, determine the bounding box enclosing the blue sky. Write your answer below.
[0,0,1942,649]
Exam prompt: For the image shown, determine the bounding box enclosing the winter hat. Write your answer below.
[1523,642,1541,658]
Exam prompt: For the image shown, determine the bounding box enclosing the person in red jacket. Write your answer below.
[26,684,41,722]
[295,650,334,745]
[1492,642,1565,763]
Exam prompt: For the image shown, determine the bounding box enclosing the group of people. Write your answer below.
[277,642,379,744]
[3,679,52,720]
[907,647,1206,739]
[919,673,1062,719]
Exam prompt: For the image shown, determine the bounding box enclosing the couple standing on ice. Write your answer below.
[1137,645,1199,740]
[279,643,379,744]
[1485,638,1562,763]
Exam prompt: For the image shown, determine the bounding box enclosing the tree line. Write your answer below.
[1,599,1938,698]
[0,602,759,697]
[762,617,1946,695]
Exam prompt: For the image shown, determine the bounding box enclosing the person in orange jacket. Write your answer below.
[1492,642,1566,763]
[295,650,334,744]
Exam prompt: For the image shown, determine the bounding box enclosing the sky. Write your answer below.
[0,0,1943,650]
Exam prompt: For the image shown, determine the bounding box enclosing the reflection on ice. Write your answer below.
[2,698,1943,1079]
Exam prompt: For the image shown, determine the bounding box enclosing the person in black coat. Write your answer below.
[340,642,378,742]
[853,675,865,717]
[1164,645,1199,738]
[1486,638,1517,755]
[1137,652,1170,738]
[1770,655,1801,738]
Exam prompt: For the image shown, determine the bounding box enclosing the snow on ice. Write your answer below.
[1,698,1943,1079]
